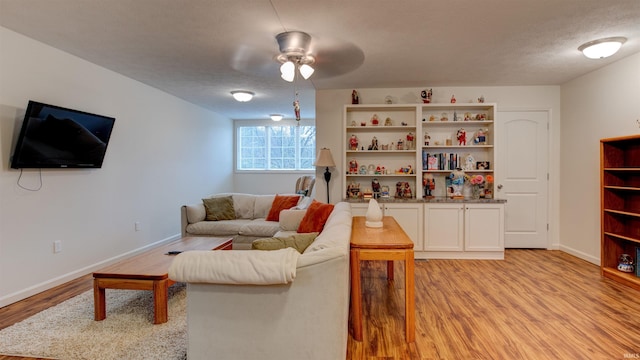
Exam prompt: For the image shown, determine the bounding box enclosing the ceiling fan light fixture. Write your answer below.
[270,114,283,121]
[578,37,627,59]
[231,90,254,102]
[299,64,315,79]
[280,61,295,82]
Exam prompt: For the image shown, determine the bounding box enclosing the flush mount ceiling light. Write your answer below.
[270,114,283,121]
[276,31,316,82]
[578,37,627,59]
[231,91,254,102]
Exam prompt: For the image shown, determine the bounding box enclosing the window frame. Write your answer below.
[234,119,316,174]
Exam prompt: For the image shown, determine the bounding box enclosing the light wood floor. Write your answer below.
[1,250,639,359]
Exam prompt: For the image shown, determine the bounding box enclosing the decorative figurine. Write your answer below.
[463,153,476,171]
[352,90,359,104]
[350,120,356,126]
[367,164,375,175]
[457,128,467,145]
[450,95,456,103]
[464,112,472,121]
[385,96,393,104]
[381,185,390,198]
[617,254,635,273]
[349,134,359,150]
[449,169,465,199]
[421,89,433,103]
[423,173,435,198]
[359,165,367,175]
[372,178,381,198]
[453,110,458,121]
[429,114,437,121]
[349,159,359,174]
[293,99,301,121]
[440,112,449,121]
[478,95,485,103]
[347,181,361,198]
[375,165,382,175]
[384,117,393,126]
[368,136,379,150]
[424,132,431,146]
[406,132,415,150]
[397,139,404,150]
[474,128,488,145]
[371,114,380,126]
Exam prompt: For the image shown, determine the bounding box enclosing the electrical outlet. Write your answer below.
[135,222,141,231]
[53,240,62,253]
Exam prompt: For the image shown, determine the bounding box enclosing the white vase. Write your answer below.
[365,199,383,228]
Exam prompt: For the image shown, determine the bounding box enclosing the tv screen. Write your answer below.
[11,101,115,169]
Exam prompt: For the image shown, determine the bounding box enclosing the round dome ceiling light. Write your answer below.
[578,37,627,59]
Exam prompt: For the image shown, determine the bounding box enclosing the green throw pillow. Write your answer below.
[251,232,319,253]
[202,196,236,221]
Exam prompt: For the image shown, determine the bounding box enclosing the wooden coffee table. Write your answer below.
[93,236,232,324]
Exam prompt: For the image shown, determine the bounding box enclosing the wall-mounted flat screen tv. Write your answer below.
[11,101,116,169]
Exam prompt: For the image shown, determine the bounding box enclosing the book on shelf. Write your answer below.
[422,151,458,171]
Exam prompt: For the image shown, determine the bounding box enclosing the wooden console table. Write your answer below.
[93,236,232,324]
[350,216,415,342]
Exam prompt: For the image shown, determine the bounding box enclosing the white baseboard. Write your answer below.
[558,244,600,266]
[0,234,181,308]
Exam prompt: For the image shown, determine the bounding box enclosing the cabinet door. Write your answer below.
[424,204,464,251]
[350,202,382,217]
[384,203,424,250]
[464,204,504,251]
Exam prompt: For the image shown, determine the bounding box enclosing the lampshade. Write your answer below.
[314,148,336,167]
[299,64,315,79]
[270,114,283,121]
[280,61,295,82]
[231,91,254,102]
[578,37,626,59]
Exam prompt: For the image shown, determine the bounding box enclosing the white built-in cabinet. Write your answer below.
[344,102,504,260]
[350,202,423,249]
[423,203,504,259]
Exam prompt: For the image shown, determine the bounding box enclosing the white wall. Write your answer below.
[316,86,561,246]
[0,27,233,306]
[559,52,640,264]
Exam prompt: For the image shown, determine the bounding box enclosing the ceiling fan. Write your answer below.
[275,31,316,82]
[230,30,364,82]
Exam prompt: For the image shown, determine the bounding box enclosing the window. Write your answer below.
[235,120,316,171]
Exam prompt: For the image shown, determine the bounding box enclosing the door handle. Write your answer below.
[497,184,503,190]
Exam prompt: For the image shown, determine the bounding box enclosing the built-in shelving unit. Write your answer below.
[601,135,640,290]
[343,103,496,198]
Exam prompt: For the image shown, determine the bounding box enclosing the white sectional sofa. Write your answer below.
[181,193,307,249]
[169,201,352,360]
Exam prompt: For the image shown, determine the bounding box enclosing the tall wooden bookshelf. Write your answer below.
[601,135,640,290]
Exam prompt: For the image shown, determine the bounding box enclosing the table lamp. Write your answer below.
[314,148,336,203]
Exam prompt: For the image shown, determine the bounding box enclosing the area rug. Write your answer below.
[0,283,187,360]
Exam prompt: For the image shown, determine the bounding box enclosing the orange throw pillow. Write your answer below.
[266,195,300,221]
[297,200,334,233]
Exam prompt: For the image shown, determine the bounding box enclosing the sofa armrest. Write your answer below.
[169,248,300,285]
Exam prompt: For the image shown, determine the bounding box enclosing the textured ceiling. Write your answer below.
[1,0,639,120]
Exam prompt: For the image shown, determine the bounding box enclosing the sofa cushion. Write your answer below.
[279,209,307,231]
[185,203,206,224]
[297,200,334,233]
[254,195,277,219]
[231,194,256,219]
[304,202,352,253]
[239,219,281,237]
[202,196,236,221]
[186,219,252,235]
[251,232,319,253]
[266,195,302,221]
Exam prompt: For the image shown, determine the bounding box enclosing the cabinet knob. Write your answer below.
[497,184,503,190]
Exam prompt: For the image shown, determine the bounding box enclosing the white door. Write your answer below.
[497,110,549,248]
